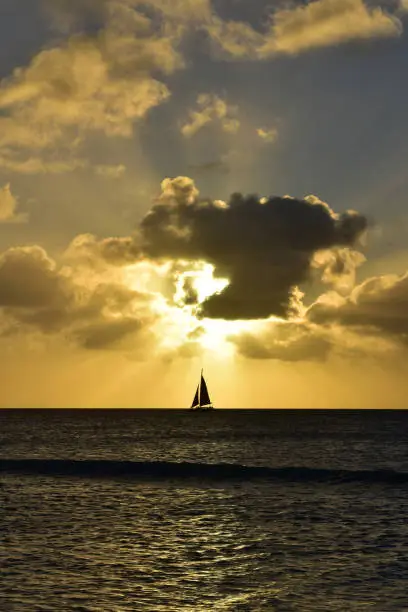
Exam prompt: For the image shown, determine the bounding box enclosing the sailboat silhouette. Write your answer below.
[190,369,214,411]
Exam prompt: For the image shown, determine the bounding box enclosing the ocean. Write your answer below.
[1,409,408,611]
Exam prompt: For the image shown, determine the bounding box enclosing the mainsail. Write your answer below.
[199,374,211,406]
[190,370,214,410]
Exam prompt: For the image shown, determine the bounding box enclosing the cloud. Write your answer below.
[158,175,199,205]
[181,94,240,138]
[205,0,402,60]
[231,320,332,362]
[0,32,180,142]
[73,317,145,350]
[0,155,87,175]
[0,1,183,172]
[399,0,408,13]
[0,176,373,365]
[260,0,402,57]
[1,173,407,367]
[0,244,153,350]
[256,127,278,143]
[94,164,126,179]
[45,0,405,74]
[140,177,368,320]
[3,0,398,178]
[311,247,366,293]
[229,312,403,362]
[307,272,408,342]
[0,246,67,309]
[0,156,125,178]
[205,18,264,59]
[64,233,141,268]
[0,184,28,223]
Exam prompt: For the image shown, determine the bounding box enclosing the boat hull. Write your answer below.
[189,406,214,411]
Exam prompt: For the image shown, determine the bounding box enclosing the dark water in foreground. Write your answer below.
[1,410,408,611]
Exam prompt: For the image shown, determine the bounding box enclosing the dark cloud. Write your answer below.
[74,317,144,350]
[308,272,408,341]
[230,321,332,361]
[0,246,70,309]
[0,245,152,349]
[140,178,368,319]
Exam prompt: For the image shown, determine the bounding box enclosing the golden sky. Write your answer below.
[0,0,408,407]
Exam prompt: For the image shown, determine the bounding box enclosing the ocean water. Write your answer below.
[1,410,408,611]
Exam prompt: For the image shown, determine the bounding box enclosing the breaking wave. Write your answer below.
[1,459,408,484]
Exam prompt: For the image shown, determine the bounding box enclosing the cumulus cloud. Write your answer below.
[73,317,145,350]
[0,246,67,309]
[64,233,141,268]
[0,175,379,364]
[231,320,332,362]
[0,1,183,172]
[0,184,28,223]
[230,312,404,362]
[2,173,408,366]
[181,94,240,138]
[1,0,399,176]
[139,176,368,320]
[308,272,408,342]
[311,247,366,293]
[0,33,180,143]
[158,175,199,206]
[0,244,153,350]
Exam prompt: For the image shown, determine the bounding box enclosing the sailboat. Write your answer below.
[190,369,214,411]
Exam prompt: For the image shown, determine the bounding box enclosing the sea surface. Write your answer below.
[1,409,408,611]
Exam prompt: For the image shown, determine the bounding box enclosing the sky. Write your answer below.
[1,0,408,408]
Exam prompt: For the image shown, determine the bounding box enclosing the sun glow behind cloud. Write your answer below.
[122,258,259,356]
[174,261,229,305]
